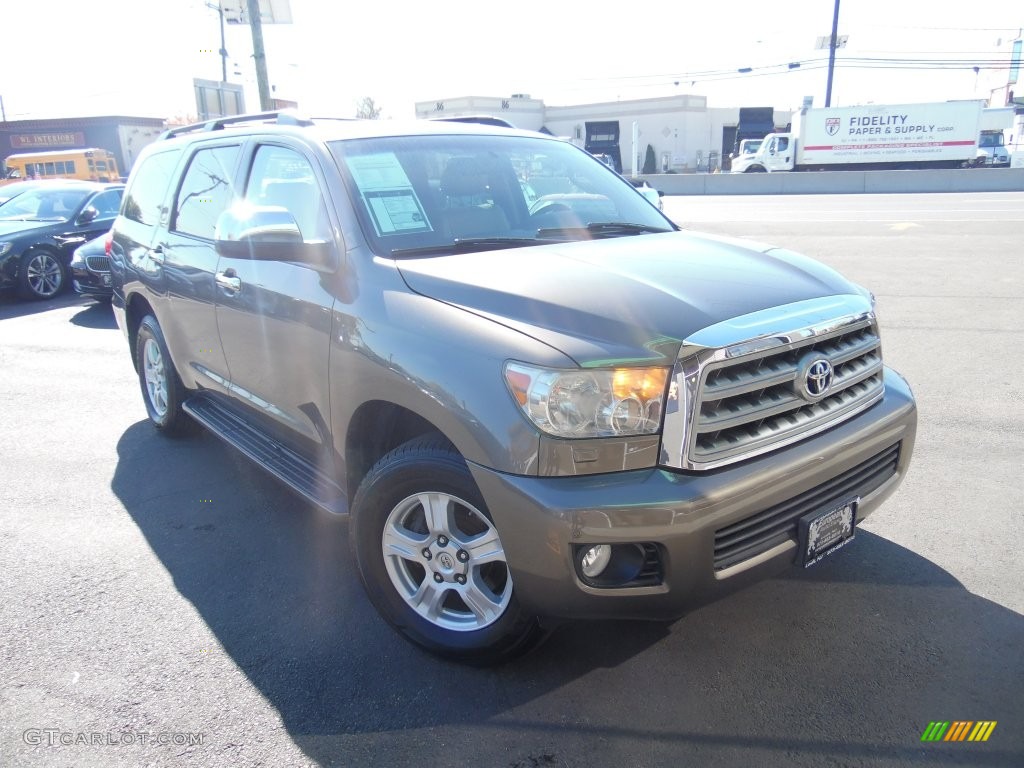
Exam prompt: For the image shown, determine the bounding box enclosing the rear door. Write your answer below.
[155,141,242,394]
[213,141,339,457]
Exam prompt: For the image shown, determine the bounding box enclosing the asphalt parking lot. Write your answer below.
[1,191,1022,768]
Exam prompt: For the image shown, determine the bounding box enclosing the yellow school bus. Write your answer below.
[3,148,120,183]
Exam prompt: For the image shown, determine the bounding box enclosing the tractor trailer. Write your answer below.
[732,101,1003,173]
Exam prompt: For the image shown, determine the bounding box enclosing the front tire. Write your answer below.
[135,315,195,436]
[17,249,65,300]
[351,435,546,664]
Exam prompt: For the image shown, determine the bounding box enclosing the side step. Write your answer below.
[183,394,348,515]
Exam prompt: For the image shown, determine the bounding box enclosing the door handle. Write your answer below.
[215,271,241,292]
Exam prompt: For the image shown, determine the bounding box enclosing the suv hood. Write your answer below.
[396,231,859,366]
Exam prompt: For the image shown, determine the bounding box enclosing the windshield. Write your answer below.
[329,134,674,256]
[979,133,1004,148]
[0,187,89,222]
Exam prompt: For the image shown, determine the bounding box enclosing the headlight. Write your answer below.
[505,362,670,438]
[0,242,12,257]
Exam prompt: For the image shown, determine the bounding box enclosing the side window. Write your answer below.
[173,145,240,239]
[777,137,790,153]
[90,190,123,217]
[123,149,181,226]
[244,145,331,242]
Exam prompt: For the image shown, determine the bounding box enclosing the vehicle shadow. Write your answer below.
[0,290,89,321]
[111,422,1024,767]
[68,300,115,329]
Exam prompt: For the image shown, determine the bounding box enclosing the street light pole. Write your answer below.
[825,0,841,107]
[204,2,229,83]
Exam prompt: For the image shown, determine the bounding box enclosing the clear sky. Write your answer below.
[1,0,1020,122]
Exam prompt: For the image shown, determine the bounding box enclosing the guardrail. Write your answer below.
[638,168,1024,195]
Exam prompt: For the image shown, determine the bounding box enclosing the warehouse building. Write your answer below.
[415,94,791,173]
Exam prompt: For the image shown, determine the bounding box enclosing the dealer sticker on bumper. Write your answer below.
[798,498,858,568]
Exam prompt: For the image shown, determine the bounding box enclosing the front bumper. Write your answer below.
[470,367,916,622]
[70,264,113,299]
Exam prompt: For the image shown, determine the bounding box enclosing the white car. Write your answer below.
[627,178,663,210]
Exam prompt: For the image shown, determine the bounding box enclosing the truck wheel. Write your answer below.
[17,249,65,300]
[135,315,195,437]
[351,435,546,664]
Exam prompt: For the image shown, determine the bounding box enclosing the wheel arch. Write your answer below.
[345,400,455,501]
[124,292,156,372]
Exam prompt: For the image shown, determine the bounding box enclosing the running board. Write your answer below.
[183,394,348,515]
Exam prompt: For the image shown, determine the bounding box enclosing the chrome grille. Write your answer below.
[691,322,884,467]
[85,255,110,272]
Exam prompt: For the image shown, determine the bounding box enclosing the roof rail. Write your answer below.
[158,110,315,140]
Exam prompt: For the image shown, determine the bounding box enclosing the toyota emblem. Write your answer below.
[795,355,835,401]
[805,359,834,398]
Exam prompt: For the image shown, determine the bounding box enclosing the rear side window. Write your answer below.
[123,149,181,226]
[173,146,240,240]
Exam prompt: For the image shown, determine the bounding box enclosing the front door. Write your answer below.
[763,136,794,172]
[213,142,338,456]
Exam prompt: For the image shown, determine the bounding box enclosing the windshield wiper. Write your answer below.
[536,222,674,240]
[391,237,553,257]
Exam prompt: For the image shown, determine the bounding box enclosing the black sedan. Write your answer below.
[0,180,123,300]
[68,232,113,302]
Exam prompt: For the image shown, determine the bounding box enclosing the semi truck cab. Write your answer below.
[731,132,793,173]
[976,129,1010,167]
[762,134,795,171]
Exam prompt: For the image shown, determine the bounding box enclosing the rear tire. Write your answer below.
[135,315,195,437]
[351,434,546,664]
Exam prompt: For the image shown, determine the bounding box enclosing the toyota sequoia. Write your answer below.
[110,112,917,663]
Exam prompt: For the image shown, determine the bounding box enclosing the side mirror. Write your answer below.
[214,205,333,266]
[77,206,99,225]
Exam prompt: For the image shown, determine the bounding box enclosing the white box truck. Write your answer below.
[732,101,996,173]
[977,106,1014,167]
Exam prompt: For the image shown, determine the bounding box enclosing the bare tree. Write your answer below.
[355,97,382,120]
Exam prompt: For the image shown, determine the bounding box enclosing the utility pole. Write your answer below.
[825,0,841,107]
[217,3,228,82]
[246,0,272,110]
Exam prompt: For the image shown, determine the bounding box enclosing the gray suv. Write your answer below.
[110,112,917,663]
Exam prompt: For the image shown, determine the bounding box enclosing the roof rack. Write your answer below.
[429,115,516,129]
[158,110,317,140]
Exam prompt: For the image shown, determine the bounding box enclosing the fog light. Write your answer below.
[580,544,612,578]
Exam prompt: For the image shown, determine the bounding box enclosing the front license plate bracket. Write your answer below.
[798,497,859,568]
